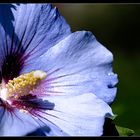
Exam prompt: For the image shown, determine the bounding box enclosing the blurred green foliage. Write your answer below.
[54,3,140,135]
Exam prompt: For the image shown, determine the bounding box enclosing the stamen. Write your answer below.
[5,70,47,99]
[19,109,29,114]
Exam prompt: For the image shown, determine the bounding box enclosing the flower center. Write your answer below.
[0,70,47,101]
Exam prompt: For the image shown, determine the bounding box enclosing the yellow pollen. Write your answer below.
[19,109,29,114]
[5,70,47,99]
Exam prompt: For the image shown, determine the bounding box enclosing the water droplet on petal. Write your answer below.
[107,72,114,76]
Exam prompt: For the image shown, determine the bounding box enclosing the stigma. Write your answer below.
[0,70,47,100]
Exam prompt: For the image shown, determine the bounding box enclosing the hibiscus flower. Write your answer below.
[0,4,118,136]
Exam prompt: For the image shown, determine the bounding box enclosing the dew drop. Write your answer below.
[107,72,114,76]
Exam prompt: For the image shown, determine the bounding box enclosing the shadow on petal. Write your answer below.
[0,4,19,37]
[26,126,51,136]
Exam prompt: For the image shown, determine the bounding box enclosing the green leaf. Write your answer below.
[115,125,135,136]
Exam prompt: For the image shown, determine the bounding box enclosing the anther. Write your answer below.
[5,70,47,99]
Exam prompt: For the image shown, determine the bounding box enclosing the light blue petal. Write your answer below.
[0,98,66,136]
[0,4,71,66]
[21,31,118,104]
[26,125,68,136]
[39,93,114,136]
[0,107,40,136]
[0,93,114,136]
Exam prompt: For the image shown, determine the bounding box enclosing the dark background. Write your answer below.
[53,3,140,136]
